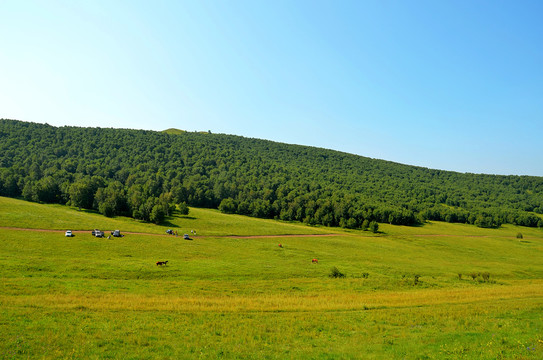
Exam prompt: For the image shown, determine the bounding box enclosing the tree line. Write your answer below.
[0,119,542,229]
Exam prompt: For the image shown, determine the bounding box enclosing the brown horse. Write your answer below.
[156,261,168,266]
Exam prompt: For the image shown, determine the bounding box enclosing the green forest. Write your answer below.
[1,119,542,228]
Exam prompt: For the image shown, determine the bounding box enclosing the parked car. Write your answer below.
[65,230,73,237]
[92,229,104,238]
[111,230,122,237]
[183,234,191,240]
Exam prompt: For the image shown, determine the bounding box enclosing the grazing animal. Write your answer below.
[312,258,318,263]
[156,261,168,266]
[278,244,283,248]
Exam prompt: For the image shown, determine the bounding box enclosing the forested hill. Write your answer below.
[1,119,542,228]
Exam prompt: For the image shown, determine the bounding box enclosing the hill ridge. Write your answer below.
[0,119,542,229]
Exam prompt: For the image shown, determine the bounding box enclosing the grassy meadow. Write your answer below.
[1,196,542,359]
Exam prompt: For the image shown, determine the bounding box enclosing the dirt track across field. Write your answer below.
[2,227,525,240]
[0,227,341,239]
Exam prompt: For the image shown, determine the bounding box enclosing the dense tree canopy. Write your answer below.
[1,119,542,228]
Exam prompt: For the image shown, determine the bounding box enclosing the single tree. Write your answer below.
[369,220,379,233]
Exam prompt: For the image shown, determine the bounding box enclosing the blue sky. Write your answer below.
[1,1,542,176]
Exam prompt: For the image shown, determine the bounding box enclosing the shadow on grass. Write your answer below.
[178,216,197,220]
[410,222,426,228]
[77,208,101,215]
[159,220,180,228]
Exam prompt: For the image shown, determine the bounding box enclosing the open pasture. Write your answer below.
[1,197,542,359]
[0,196,328,236]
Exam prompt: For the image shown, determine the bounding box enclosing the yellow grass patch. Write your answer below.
[3,280,542,313]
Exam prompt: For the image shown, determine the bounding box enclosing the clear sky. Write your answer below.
[1,1,542,176]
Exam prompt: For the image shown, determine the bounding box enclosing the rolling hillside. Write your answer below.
[1,119,542,229]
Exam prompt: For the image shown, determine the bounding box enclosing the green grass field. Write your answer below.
[1,196,542,359]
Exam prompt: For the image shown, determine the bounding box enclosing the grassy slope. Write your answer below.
[1,196,542,359]
[0,196,329,236]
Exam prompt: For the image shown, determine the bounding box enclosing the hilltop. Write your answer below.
[0,119,542,229]
[161,128,186,135]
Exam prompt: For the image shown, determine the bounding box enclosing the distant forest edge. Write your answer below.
[1,119,542,228]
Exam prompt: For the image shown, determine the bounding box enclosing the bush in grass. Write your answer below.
[369,221,379,233]
[329,266,346,278]
[516,232,523,239]
[468,272,492,282]
[178,202,190,215]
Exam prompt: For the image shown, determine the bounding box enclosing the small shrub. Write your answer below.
[413,274,421,285]
[329,266,346,278]
[470,272,478,280]
[369,221,379,233]
[458,273,463,280]
[361,272,369,279]
[480,272,490,282]
[516,232,523,239]
[178,202,190,215]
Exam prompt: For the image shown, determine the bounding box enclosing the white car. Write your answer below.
[65,230,73,237]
